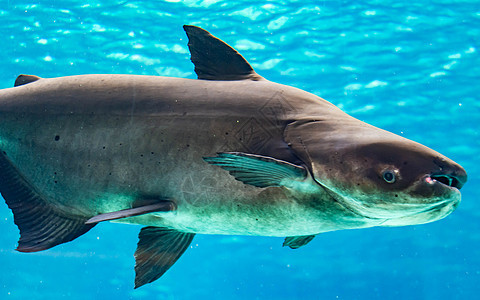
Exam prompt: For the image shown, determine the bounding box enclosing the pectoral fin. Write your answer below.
[283,235,316,249]
[203,152,307,188]
[134,227,195,288]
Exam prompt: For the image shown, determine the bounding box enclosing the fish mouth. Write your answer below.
[324,173,465,222]
[426,172,467,190]
[377,178,463,226]
[429,157,467,190]
[430,174,465,190]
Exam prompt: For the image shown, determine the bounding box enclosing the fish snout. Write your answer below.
[430,158,467,190]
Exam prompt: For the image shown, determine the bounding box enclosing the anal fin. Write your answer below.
[0,151,95,252]
[134,226,195,288]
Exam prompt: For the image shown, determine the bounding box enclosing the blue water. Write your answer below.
[0,1,479,299]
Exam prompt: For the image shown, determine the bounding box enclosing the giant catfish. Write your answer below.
[0,25,467,288]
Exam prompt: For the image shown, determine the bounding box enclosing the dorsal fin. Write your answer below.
[14,74,42,87]
[183,25,263,81]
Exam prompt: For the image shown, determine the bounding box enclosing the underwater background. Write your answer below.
[0,0,478,299]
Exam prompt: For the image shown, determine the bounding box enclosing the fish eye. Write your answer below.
[382,170,396,183]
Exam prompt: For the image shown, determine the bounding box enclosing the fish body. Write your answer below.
[0,26,467,288]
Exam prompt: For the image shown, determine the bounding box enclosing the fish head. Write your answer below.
[286,121,467,225]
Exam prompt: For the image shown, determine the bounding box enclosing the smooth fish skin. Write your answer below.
[0,25,467,288]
